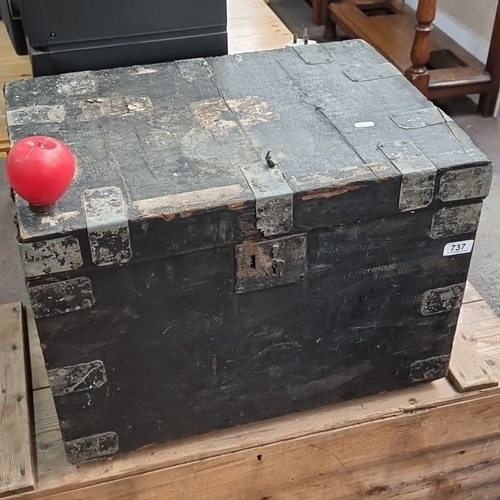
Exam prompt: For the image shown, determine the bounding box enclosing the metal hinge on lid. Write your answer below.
[241,152,294,237]
[379,140,437,212]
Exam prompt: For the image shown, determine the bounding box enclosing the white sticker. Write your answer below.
[354,121,375,128]
[443,240,474,257]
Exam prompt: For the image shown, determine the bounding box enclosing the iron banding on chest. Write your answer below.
[420,283,466,316]
[19,236,83,277]
[82,186,133,267]
[28,277,95,318]
[430,204,482,239]
[438,166,492,202]
[48,360,107,397]
[379,140,437,212]
[241,161,294,238]
[409,355,452,383]
[64,432,119,464]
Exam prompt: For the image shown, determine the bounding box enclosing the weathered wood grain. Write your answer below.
[449,330,498,392]
[0,303,34,497]
[458,300,500,362]
[22,385,500,500]
[34,393,500,500]
[27,308,49,391]
[228,0,291,54]
[463,282,483,304]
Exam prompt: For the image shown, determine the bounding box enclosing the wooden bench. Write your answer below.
[322,0,500,116]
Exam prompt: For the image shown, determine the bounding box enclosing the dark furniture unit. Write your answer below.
[0,0,228,76]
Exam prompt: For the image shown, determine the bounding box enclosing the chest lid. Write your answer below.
[5,40,491,265]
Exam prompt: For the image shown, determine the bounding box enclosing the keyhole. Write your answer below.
[272,263,278,275]
[250,255,256,269]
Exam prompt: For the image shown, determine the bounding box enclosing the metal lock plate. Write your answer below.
[235,234,307,293]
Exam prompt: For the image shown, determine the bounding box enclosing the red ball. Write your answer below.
[6,136,75,206]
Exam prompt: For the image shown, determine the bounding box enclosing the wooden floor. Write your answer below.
[228,0,292,54]
[0,0,292,157]
[0,25,30,156]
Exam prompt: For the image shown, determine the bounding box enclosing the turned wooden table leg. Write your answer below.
[313,0,328,25]
[405,0,437,95]
[478,0,500,117]
[324,11,338,40]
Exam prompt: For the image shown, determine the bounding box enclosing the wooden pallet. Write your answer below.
[0,0,292,158]
[1,284,500,500]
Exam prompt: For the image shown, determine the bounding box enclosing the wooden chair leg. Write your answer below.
[404,0,437,95]
[313,0,328,25]
[478,0,500,117]
[323,14,338,40]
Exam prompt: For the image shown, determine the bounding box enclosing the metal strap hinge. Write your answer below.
[241,157,294,237]
[379,140,437,212]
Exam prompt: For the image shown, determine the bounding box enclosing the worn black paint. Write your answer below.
[5,41,491,461]
[30,211,472,455]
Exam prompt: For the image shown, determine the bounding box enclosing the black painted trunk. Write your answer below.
[5,41,491,463]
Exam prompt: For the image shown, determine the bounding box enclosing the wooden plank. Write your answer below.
[0,303,34,497]
[449,330,498,392]
[464,282,483,304]
[26,308,49,392]
[27,380,484,495]
[24,392,500,500]
[444,282,499,393]
[458,300,500,362]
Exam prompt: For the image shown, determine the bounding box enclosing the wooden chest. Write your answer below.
[5,40,492,463]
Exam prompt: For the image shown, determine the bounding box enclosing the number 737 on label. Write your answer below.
[443,240,475,256]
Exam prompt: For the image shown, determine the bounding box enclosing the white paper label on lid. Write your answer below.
[443,240,474,257]
[354,121,375,128]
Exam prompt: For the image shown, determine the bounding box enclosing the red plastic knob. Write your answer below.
[6,136,75,212]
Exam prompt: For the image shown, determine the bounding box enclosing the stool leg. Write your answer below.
[405,0,436,95]
[324,13,338,40]
[313,0,328,25]
[478,0,500,116]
